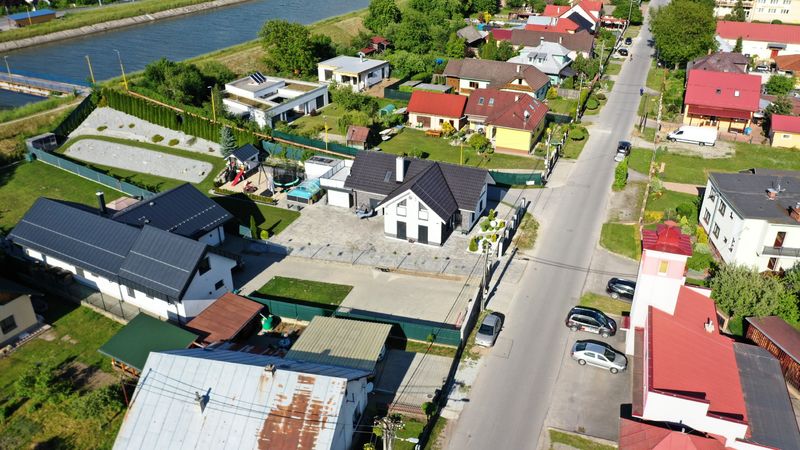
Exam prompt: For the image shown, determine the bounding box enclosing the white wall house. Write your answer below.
[223,73,328,129]
[317,55,390,92]
[716,21,800,61]
[700,170,800,272]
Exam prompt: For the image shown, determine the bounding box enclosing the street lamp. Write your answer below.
[208,85,217,122]
[85,55,96,85]
[114,49,128,90]
[3,56,11,81]
[323,116,329,151]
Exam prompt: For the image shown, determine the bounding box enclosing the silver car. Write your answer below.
[475,314,502,347]
[571,340,627,374]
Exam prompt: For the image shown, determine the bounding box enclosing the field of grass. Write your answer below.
[604,62,622,76]
[211,194,299,236]
[547,97,578,116]
[628,147,653,175]
[0,101,74,166]
[579,293,631,316]
[0,299,124,449]
[600,223,641,261]
[381,128,543,170]
[256,276,353,306]
[0,95,78,124]
[549,429,616,450]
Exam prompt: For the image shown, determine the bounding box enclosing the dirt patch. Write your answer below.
[38,329,57,342]
[59,362,116,391]
[607,181,646,222]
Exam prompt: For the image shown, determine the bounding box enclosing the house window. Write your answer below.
[488,98,495,106]
[774,231,786,248]
[658,260,669,275]
[126,286,135,298]
[214,280,225,290]
[718,202,726,215]
[769,7,776,12]
[478,97,485,105]
[703,209,711,224]
[768,257,778,271]
[713,224,720,238]
[0,315,16,334]
[397,199,407,217]
[144,292,153,299]
[419,204,429,221]
[469,81,479,89]
[198,256,211,275]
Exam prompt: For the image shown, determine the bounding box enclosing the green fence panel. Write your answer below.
[262,140,309,161]
[384,89,412,102]
[335,311,462,346]
[490,170,543,186]
[546,112,573,125]
[245,295,336,322]
[272,130,358,157]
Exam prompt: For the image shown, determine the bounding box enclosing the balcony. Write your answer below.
[762,246,800,258]
[715,0,753,7]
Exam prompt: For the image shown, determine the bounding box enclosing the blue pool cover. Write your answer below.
[287,179,321,200]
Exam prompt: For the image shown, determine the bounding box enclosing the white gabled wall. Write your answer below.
[382,192,446,245]
[182,252,236,318]
[330,377,369,450]
[197,226,225,247]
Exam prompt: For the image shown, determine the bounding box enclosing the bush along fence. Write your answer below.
[53,94,97,140]
[489,170,544,186]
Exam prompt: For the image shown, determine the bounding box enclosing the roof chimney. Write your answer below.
[540,36,544,44]
[559,36,563,44]
[704,318,715,334]
[396,156,406,183]
[96,192,107,215]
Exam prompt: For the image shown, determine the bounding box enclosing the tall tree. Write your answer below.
[479,34,498,60]
[733,37,743,53]
[650,0,717,68]
[220,126,237,157]
[445,33,466,59]
[612,0,644,26]
[472,0,499,14]
[496,41,518,61]
[710,264,800,325]
[765,75,796,96]
[385,11,435,54]
[364,0,402,34]
[763,96,794,133]
[259,20,317,75]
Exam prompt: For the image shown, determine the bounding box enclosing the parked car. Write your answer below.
[614,141,631,162]
[618,48,629,56]
[571,340,628,374]
[565,306,617,337]
[475,313,503,347]
[606,277,636,300]
[624,37,633,45]
[667,125,717,146]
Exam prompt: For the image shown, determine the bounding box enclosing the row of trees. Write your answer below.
[711,264,800,328]
[139,58,235,107]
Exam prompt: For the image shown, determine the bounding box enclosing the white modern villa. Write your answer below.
[317,55,390,92]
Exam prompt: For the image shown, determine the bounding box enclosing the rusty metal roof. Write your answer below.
[185,293,264,345]
[286,317,391,373]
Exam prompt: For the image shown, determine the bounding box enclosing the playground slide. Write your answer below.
[231,167,245,186]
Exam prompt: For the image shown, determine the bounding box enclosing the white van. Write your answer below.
[667,126,717,146]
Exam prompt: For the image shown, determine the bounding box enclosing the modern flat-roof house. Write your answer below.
[407,91,467,131]
[683,69,761,133]
[322,151,491,245]
[769,114,800,148]
[443,59,551,100]
[7,185,237,322]
[700,169,800,272]
[623,223,800,450]
[113,348,371,450]
[491,29,595,59]
[0,278,40,349]
[317,55,390,92]
[465,88,549,156]
[507,41,575,85]
[716,21,800,61]
[223,73,329,129]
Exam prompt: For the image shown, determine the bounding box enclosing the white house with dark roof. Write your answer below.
[317,55,390,92]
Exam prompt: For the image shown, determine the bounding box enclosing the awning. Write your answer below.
[687,105,752,121]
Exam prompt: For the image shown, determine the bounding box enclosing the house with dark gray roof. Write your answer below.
[442,59,551,100]
[7,195,237,322]
[325,151,491,245]
[700,169,800,272]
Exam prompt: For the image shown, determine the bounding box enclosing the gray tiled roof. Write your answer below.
[443,59,550,92]
[688,52,748,74]
[229,144,259,162]
[380,164,459,220]
[112,184,232,239]
[710,170,800,224]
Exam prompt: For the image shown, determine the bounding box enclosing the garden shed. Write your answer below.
[745,316,800,389]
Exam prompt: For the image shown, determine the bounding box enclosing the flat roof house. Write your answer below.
[113,348,371,450]
[407,91,467,131]
[443,59,551,100]
[465,88,549,156]
[223,72,329,129]
[769,114,800,149]
[699,169,800,272]
[318,55,390,93]
[683,69,761,133]
[716,21,800,61]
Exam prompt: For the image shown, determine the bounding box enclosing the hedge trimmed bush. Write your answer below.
[469,237,479,252]
[569,127,586,141]
[596,93,606,101]
[612,157,628,191]
[151,135,164,143]
[586,97,599,110]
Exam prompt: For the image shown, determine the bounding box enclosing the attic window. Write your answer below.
[734,90,740,97]
[715,88,722,94]
[384,171,392,182]
[478,97,485,105]
[488,98,495,106]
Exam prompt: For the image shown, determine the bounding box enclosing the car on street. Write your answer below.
[614,141,631,162]
[618,48,629,56]
[624,37,632,45]
[606,277,636,300]
[565,306,617,337]
[571,340,628,373]
[475,313,503,347]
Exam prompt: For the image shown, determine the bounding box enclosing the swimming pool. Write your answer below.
[286,179,323,204]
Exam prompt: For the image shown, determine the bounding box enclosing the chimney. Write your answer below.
[96,192,107,215]
[524,110,530,122]
[704,318,715,334]
[791,202,800,222]
[396,156,406,183]
[540,36,544,45]
[767,188,778,200]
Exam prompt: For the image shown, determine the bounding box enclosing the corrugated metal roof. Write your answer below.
[114,348,366,450]
[98,314,197,371]
[186,293,264,344]
[286,317,391,373]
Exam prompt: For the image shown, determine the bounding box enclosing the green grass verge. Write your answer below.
[0,95,78,123]
[628,147,652,175]
[463,309,493,361]
[514,212,539,250]
[604,62,622,76]
[622,25,641,40]
[579,293,631,316]
[424,417,448,450]
[600,223,641,261]
[256,276,353,306]
[549,429,615,450]
[562,133,589,158]
[395,418,426,450]
[402,339,457,358]
[210,194,299,236]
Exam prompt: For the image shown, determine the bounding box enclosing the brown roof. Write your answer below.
[761,94,800,115]
[747,316,800,363]
[688,52,748,74]
[508,29,594,55]
[443,59,550,92]
[346,125,370,144]
[465,88,548,132]
[775,54,800,72]
[185,293,263,344]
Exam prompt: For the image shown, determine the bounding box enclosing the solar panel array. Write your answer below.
[249,72,267,84]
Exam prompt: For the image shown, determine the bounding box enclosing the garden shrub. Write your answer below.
[71,385,124,420]
[596,93,606,101]
[128,123,135,128]
[96,126,107,132]
[546,87,558,99]
[612,157,628,191]
[260,229,270,240]
[488,209,496,221]
[167,138,179,146]
[644,210,664,223]
[586,97,599,110]
[151,134,164,143]
[696,226,708,244]
[569,127,586,141]
[469,237,479,252]
[676,203,695,220]
[491,234,498,242]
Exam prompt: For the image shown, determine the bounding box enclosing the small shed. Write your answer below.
[225,144,260,171]
[286,316,391,373]
[9,9,56,27]
[346,125,371,150]
[98,314,198,376]
[185,293,263,346]
[746,316,800,390]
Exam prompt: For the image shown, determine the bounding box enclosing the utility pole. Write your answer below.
[575,73,584,120]
[376,415,403,450]
[114,49,128,90]
[598,40,605,72]
[655,78,665,136]
[86,55,95,85]
[3,56,11,81]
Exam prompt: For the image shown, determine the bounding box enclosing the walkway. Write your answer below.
[662,181,703,195]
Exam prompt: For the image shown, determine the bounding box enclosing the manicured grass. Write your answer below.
[0,299,123,449]
[381,128,543,170]
[463,309,494,361]
[257,276,353,306]
[211,194,299,236]
[600,222,641,261]
[546,97,578,116]
[628,147,653,175]
[646,189,699,223]
[403,340,457,358]
[549,429,616,450]
[579,293,631,316]
[604,62,622,76]
[396,418,426,450]
[0,161,124,233]
[562,133,589,158]
[514,212,539,250]
[634,126,656,143]
[291,98,405,135]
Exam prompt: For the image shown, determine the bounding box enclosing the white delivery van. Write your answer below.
[667,126,717,146]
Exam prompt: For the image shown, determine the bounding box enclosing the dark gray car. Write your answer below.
[565,306,616,338]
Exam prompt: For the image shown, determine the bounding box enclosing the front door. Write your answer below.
[397,221,407,240]
[418,225,428,244]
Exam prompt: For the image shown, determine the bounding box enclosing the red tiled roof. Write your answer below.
[649,286,748,421]
[687,105,752,121]
[491,29,513,41]
[641,223,693,256]
[770,114,800,134]
[185,293,263,344]
[619,419,727,450]
[465,88,548,132]
[371,36,389,45]
[684,70,761,113]
[525,18,580,33]
[346,125,370,143]
[578,0,603,13]
[407,91,467,118]
[775,54,800,71]
[542,4,571,16]
[360,47,377,55]
[746,315,800,363]
[717,21,800,45]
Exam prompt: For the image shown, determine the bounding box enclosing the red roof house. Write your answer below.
[407,91,467,131]
[716,21,800,60]
[683,70,761,132]
[525,17,581,33]
[542,4,571,16]
[770,114,800,134]
[641,222,693,256]
[464,88,549,155]
[346,125,371,150]
[185,293,264,346]
[619,419,726,450]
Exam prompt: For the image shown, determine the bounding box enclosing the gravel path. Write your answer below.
[71,107,221,155]
[65,139,212,183]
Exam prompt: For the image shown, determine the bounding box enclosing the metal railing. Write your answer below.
[762,246,800,258]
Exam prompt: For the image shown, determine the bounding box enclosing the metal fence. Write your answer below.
[384,89,412,102]
[489,170,543,186]
[28,147,154,199]
[262,140,311,161]
[272,130,359,157]
[336,310,462,347]
[546,112,573,125]
[246,294,336,322]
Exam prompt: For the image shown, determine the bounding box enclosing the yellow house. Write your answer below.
[465,88,549,156]
[0,279,40,349]
[770,114,800,149]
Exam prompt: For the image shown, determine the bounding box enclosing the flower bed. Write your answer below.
[467,209,507,253]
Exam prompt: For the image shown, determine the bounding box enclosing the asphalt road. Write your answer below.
[446,5,666,449]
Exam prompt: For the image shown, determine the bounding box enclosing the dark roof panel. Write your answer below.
[380,164,459,220]
[230,144,259,162]
[98,314,198,371]
[746,315,800,362]
[710,171,800,224]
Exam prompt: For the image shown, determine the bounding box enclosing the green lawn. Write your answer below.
[646,189,699,223]
[290,104,346,135]
[549,429,616,450]
[514,213,539,250]
[628,147,653,175]
[381,128,543,170]
[579,293,631,316]
[211,194,299,236]
[0,161,124,233]
[633,126,656,143]
[0,300,124,449]
[646,59,667,93]
[604,62,622,76]
[547,97,579,116]
[396,418,426,450]
[600,223,641,260]
[562,133,589,158]
[622,25,642,40]
[256,276,353,306]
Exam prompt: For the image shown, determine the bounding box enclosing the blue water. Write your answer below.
[0,90,45,109]
[1,0,368,102]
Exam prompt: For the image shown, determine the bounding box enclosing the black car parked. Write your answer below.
[616,141,631,155]
[624,37,633,45]
[565,306,617,338]
[618,48,629,56]
[607,277,636,300]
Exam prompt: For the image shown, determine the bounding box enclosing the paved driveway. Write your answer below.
[374,350,453,412]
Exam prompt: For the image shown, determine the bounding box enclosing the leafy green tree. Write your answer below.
[260,20,317,75]
[337,111,372,134]
[142,58,206,106]
[733,37,743,53]
[612,0,643,25]
[496,41,518,61]
[650,0,717,68]
[468,133,492,153]
[480,34,498,60]
[364,0,402,34]
[763,95,794,132]
[385,11,435,54]
[445,33,466,58]
[220,126,237,157]
[765,75,796,96]
[710,265,800,325]
[572,54,601,80]
[724,0,747,21]
[310,33,336,62]
[198,61,236,86]
[383,50,437,79]
[472,0,499,14]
